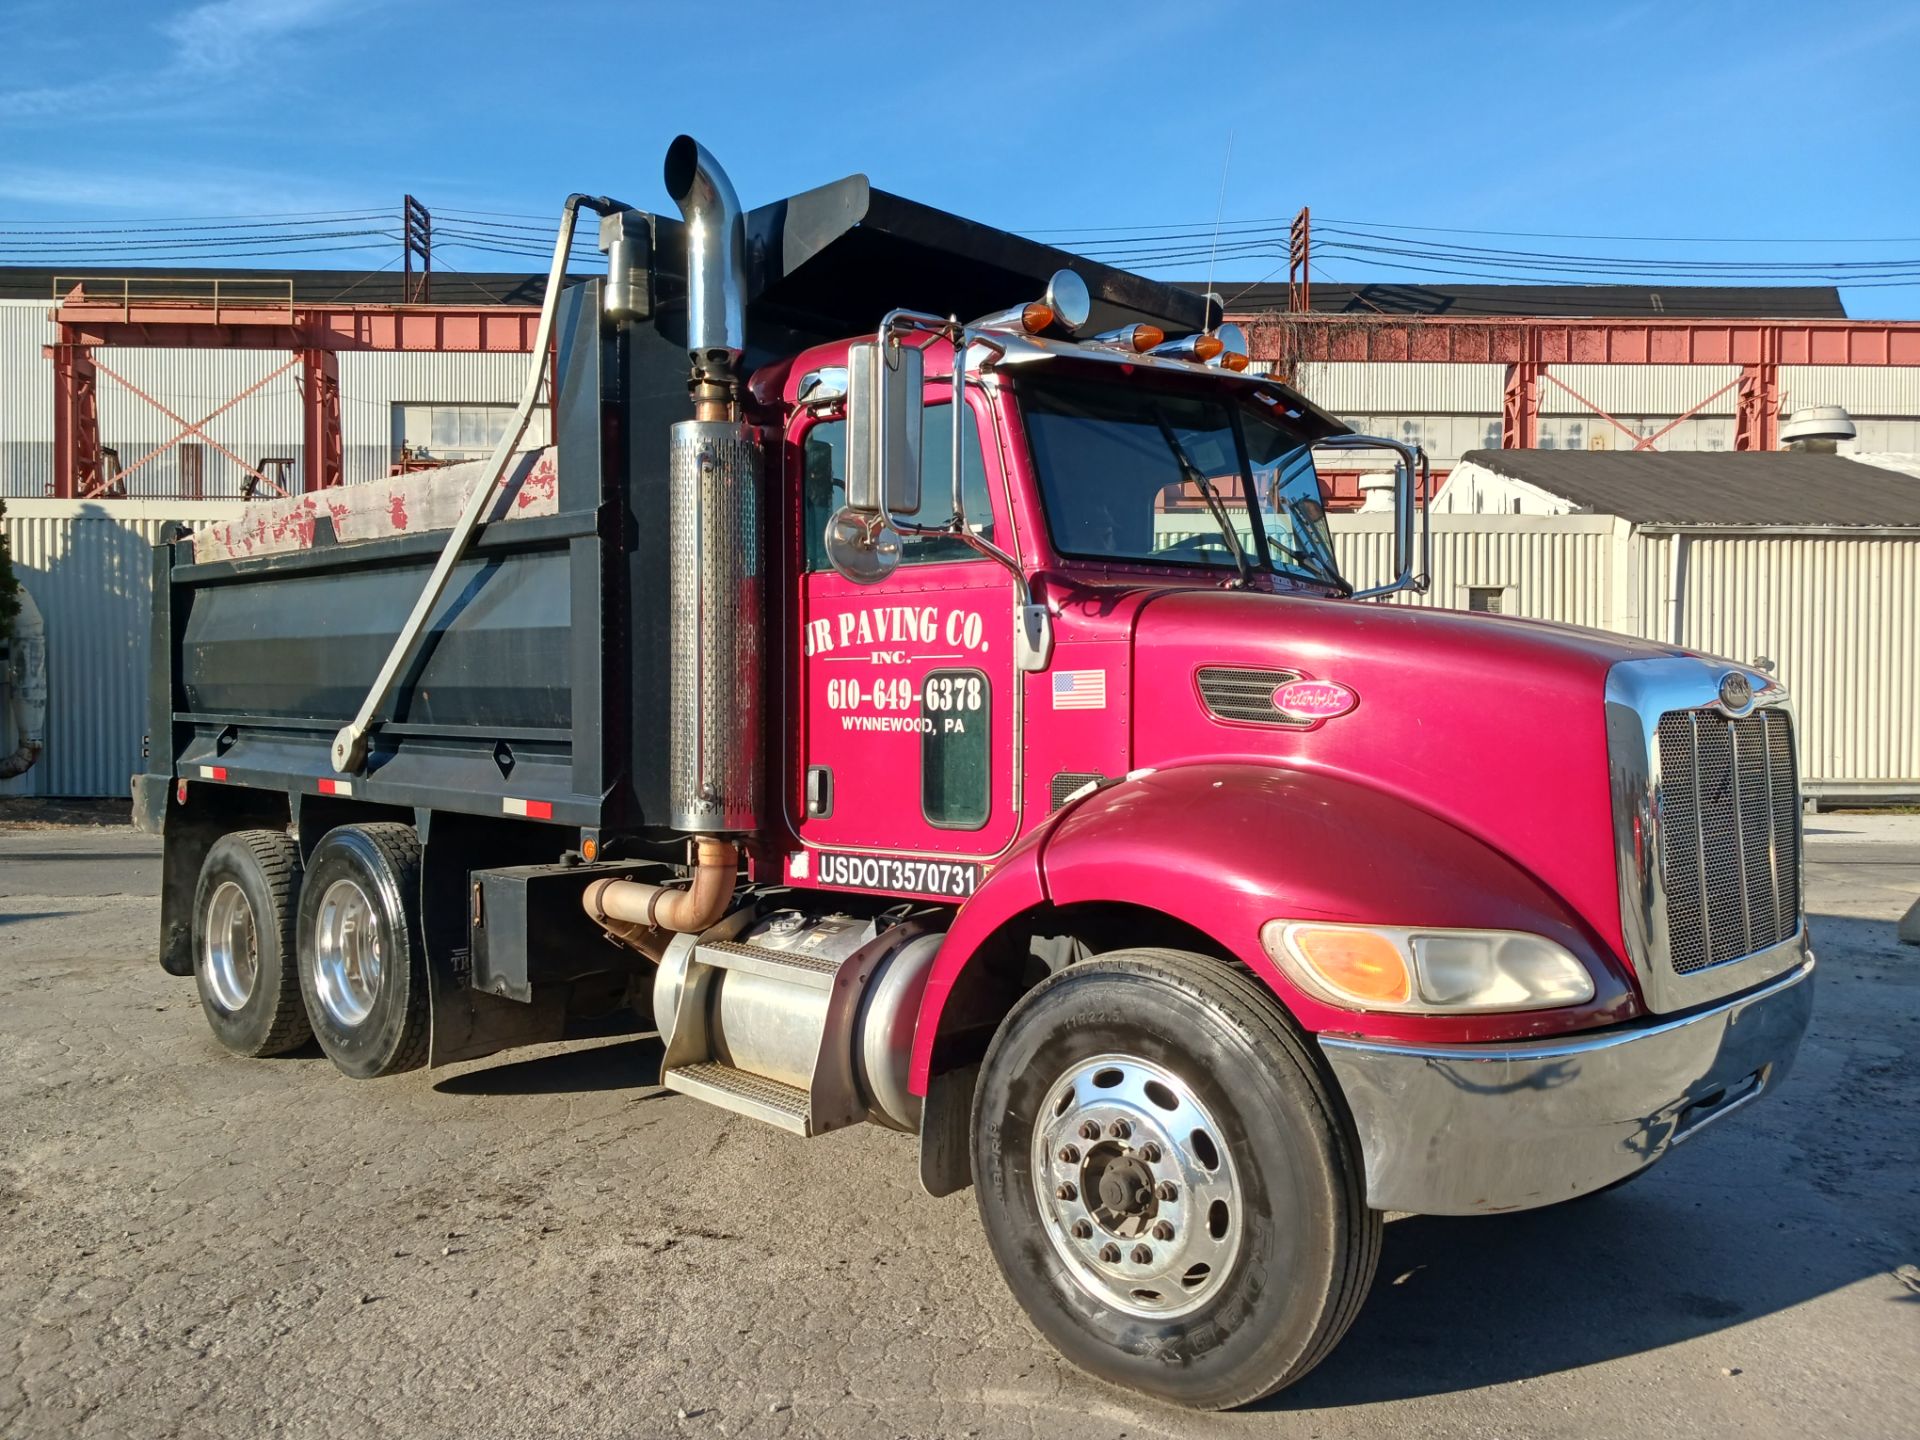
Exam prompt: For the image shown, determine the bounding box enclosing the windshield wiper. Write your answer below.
[1276,496,1352,596]
[1153,410,1250,588]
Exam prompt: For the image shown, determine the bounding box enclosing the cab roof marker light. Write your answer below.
[1209,322,1251,371]
[1089,323,1165,354]
[1150,332,1225,362]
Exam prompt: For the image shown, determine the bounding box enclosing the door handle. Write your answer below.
[806,765,833,818]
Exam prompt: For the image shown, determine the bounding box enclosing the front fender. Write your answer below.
[910,763,1637,1093]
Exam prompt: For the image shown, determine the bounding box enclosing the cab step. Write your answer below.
[691,939,840,990]
[663,1060,812,1134]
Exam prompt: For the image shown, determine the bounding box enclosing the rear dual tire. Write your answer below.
[295,823,431,1080]
[191,829,311,1057]
[971,949,1381,1410]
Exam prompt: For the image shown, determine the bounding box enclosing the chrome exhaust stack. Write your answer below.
[663,136,762,838]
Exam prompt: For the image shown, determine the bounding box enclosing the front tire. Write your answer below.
[191,829,311,1057]
[970,949,1380,1410]
[296,824,430,1079]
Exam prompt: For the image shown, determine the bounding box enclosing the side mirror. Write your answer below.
[846,339,923,518]
[1313,433,1430,600]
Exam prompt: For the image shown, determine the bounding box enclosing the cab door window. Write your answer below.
[802,404,994,570]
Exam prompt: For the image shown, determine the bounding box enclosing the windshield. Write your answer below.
[1016,371,1344,590]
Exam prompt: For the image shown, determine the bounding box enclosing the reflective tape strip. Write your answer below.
[502,797,553,819]
[199,765,228,781]
[318,778,353,796]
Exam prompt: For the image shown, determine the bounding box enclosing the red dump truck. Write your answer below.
[136,137,1815,1408]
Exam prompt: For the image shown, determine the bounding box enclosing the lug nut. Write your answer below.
[1058,1144,1080,1165]
[1131,1244,1153,1265]
[1108,1119,1132,1140]
[1139,1142,1162,1163]
[1152,1220,1175,1242]
[1056,1182,1077,1202]
[1099,1243,1121,1264]
[1070,1219,1093,1239]
[1078,1120,1101,1141]
[1156,1181,1178,1202]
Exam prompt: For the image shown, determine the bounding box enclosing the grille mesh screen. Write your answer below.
[1050,772,1105,810]
[1656,708,1800,974]
[1196,666,1304,725]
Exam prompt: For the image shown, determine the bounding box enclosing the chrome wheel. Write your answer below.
[311,878,383,1028]
[201,880,259,1012]
[1031,1053,1244,1319]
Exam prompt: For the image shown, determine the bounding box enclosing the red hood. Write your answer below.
[1129,590,1685,962]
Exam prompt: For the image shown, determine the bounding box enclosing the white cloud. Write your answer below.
[0,0,367,123]
[161,0,361,76]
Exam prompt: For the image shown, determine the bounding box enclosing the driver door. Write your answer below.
[784,393,1020,901]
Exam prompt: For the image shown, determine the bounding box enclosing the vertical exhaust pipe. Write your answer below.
[663,135,748,418]
[664,136,761,840]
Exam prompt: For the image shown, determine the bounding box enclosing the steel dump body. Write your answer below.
[141,180,1213,842]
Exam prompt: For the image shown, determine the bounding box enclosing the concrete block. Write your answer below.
[1902,897,1920,946]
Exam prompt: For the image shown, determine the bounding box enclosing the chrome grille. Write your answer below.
[1197,666,1304,725]
[1655,708,1800,975]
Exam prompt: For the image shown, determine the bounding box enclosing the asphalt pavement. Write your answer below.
[1,815,1915,1439]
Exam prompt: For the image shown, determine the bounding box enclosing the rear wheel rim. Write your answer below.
[313,878,383,1028]
[202,880,258,1012]
[1030,1053,1245,1320]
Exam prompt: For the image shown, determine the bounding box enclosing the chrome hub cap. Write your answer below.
[1031,1054,1243,1319]
[313,879,383,1028]
[201,880,259,1012]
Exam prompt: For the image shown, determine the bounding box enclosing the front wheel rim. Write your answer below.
[202,880,258,1012]
[1030,1053,1245,1320]
[312,878,383,1028]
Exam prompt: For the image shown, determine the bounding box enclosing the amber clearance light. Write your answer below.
[1021,301,1056,334]
[1191,333,1225,361]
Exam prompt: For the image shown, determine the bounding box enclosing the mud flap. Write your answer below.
[919,1061,980,1197]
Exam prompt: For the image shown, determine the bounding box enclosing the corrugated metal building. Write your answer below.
[0,499,244,797]
[0,298,546,500]
[1421,450,1920,801]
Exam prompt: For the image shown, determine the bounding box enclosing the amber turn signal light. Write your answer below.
[1284,926,1412,1006]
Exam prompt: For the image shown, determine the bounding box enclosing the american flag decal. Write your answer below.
[1052,670,1107,711]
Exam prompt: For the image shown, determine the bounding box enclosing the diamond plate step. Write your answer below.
[664,1061,813,1134]
[692,939,841,991]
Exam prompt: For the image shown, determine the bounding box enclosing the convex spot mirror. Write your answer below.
[824,506,904,586]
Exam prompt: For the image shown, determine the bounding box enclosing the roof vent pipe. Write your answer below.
[663,134,747,412]
[1780,404,1856,451]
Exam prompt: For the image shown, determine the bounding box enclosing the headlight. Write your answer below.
[1259,920,1596,1014]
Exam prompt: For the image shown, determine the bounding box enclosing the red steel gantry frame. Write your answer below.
[1238,313,1920,453]
[45,281,540,499]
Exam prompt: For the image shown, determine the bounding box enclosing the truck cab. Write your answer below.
[139,136,1814,1411]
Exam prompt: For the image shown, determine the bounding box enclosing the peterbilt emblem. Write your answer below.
[1271,678,1358,722]
[1719,672,1754,711]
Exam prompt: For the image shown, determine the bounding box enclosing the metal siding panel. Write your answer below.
[1,500,245,797]
[1295,362,1505,412]
[1328,515,1616,629]
[1672,533,1920,792]
[1778,365,1920,416]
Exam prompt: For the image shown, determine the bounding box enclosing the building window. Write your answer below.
[1467,586,1507,614]
[391,403,549,465]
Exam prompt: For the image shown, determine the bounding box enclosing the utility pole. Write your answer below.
[403,195,432,303]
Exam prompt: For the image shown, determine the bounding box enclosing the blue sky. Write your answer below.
[4,0,1919,314]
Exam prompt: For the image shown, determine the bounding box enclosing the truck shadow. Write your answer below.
[432,1033,667,1097]
[1269,1188,1876,1408]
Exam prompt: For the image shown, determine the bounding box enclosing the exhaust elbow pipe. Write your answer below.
[663,134,747,377]
[582,838,740,957]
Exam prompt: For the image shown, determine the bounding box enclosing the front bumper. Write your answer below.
[1318,946,1815,1215]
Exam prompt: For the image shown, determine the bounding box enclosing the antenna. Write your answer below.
[1202,130,1234,333]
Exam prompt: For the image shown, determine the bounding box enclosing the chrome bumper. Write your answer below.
[1318,949,1815,1216]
